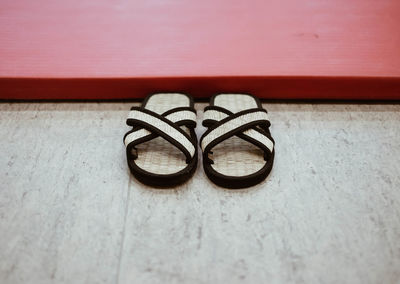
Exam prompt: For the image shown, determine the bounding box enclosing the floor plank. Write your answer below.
[1,102,399,284]
[0,103,131,283]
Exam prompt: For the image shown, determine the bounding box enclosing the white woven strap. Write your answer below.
[124,109,196,158]
[203,109,229,121]
[201,109,274,153]
[163,110,197,124]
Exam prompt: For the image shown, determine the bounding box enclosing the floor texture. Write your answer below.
[0,101,399,284]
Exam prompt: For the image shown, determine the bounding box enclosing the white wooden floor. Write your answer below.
[0,101,399,284]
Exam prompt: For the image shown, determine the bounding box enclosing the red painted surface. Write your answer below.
[1,0,399,99]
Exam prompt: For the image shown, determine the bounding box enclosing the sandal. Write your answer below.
[200,93,275,189]
[124,93,198,187]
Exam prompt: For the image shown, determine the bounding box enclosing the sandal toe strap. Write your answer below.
[124,107,197,163]
[200,108,274,164]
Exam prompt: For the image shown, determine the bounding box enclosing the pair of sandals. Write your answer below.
[123,93,275,189]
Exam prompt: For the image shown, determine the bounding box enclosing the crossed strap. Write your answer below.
[124,106,197,163]
[200,106,274,164]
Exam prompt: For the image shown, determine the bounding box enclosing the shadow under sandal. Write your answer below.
[123,93,198,187]
[200,94,275,189]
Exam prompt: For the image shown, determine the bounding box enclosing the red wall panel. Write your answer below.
[1,0,399,99]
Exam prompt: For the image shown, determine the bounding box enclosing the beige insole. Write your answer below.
[134,93,190,175]
[210,94,266,177]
